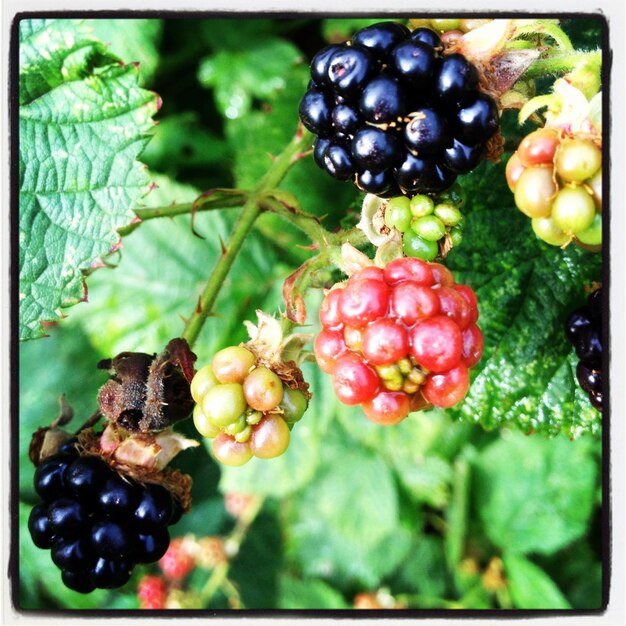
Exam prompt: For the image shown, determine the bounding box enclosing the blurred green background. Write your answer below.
[18,16,604,610]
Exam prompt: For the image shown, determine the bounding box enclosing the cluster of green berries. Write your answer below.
[383,183,466,261]
[191,346,308,466]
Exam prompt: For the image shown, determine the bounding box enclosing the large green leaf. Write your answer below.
[473,431,598,555]
[284,442,410,588]
[278,575,349,609]
[198,36,301,119]
[19,19,159,340]
[446,160,602,438]
[503,553,571,609]
[87,19,163,85]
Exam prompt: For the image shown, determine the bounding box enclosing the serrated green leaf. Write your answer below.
[198,37,301,119]
[19,19,159,340]
[395,536,451,600]
[87,19,163,85]
[473,431,597,555]
[503,553,571,609]
[278,575,349,609]
[446,160,602,438]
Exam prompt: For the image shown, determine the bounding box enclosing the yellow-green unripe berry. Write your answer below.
[434,203,462,227]
[193,403,221,438]
[531,216,569,246]
[201,383,247,428]
[409,194,435,218]
[384,196,412,233]
[551,186,596,234]
[576,212,602,246]
[191,364,219,403]
[243,366,284,411]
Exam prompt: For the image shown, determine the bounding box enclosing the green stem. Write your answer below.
[118,192,248,237]
[198,495,264,607]
[181,129,312,348]
[524,49,601,79]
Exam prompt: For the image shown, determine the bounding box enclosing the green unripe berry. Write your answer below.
[411,215,446,242]
[246,410,263,425]
[193,403,221,438]
[279,386,308,423]
[409,194,435,218]
[191,364,219,403]
[384,197,412,232]
[576,212,602,246]
[403,230,439,261]
[434,203,462,227]
[551,186,596,234]
[234,425,252,443]
[531,216,569,246]
[449,225,464,247]
[431,18,462,31]
[201,383,247,428]
[555,138,602,183]
[224,414,248,436]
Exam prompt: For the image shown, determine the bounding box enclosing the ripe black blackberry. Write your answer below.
[565,287,603,411]
[299,21,499,197]
[28,442,181,593]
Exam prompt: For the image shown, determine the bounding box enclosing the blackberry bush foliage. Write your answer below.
[18,16,604,611]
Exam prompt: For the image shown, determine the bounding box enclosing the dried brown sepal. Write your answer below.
[438,232,455,259]
[77,427,193,513]
[97,339,197,433]
[28,395,76,465]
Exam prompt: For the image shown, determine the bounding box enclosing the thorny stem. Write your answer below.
[118,192,248,237]
[181,130,312,349]
[198,495,265,607]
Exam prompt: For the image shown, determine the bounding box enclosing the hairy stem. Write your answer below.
[181,129,312,348]
[524,49,601,79]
